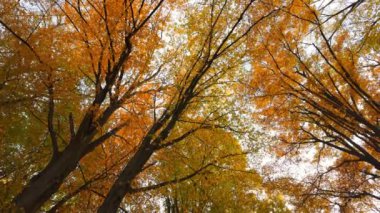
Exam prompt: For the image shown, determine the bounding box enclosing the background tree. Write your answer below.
[152,127,289,213]
[248,0,380,210]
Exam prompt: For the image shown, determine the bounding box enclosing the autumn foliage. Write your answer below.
[0,0,378,212]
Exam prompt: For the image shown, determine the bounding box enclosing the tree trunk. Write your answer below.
[97,143,155,213]
[14,142,87,212]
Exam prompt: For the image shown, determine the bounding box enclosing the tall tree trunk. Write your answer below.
[14,142,87,212]
[97,143,155,213]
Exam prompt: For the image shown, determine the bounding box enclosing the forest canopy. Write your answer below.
[0,0,379,212]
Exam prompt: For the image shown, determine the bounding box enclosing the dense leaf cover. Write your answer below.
[0,0,378,212]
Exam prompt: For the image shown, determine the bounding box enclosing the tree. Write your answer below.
[97,0,279,211]
[152,127,289,213]
[1,0,170,211]
[248,0,380,210]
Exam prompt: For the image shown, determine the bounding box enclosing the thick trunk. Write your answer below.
[14,103,116,212]
[97,144,155,213]
[14,142,87,212]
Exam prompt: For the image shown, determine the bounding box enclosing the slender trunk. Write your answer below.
[14,142,87,212]
[97,143,155,213]
[165,197,171,213]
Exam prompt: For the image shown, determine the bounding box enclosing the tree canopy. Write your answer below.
[0,0,378,212]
